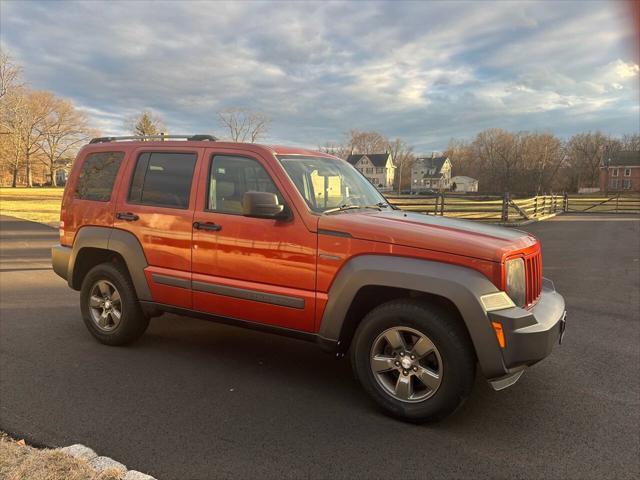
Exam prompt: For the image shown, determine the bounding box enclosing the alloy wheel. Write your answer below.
[88,280,122,332]
[370,326,443,402]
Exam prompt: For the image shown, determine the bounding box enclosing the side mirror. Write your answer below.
[242,191,287,219]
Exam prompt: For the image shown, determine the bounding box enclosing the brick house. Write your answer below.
[346,153,395,191]
[599,151,640,193]
[410,154,451,192]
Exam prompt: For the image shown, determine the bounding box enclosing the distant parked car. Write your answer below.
[52,134,566,423]
[417,188,438,195]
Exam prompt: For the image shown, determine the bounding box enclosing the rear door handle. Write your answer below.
[116,212,139,222]
[193,221,222,232]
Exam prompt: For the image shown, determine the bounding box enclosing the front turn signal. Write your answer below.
[491,321,506,348]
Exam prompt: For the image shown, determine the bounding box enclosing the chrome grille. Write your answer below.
[525,253,542,306]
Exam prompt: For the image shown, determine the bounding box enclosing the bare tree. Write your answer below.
[387,138,414,193]
[0,49,22,100]
[566,132,609,189]
[126,110,166,137]
[36,98,91,186]
[317,141,351,159]
[347,129,389,154]
[620,133,640,151]
[217,108,270,142]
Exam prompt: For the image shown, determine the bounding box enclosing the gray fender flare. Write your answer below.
[317,255,507,379]
[68,227,152,301]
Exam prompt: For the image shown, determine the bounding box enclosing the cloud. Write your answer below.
[1,0,637,151]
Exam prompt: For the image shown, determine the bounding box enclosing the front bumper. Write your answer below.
[488,278,566,381]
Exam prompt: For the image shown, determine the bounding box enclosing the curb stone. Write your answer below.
[59,443,97,461]
[124,471,157,480]
[89,455,127,473]
[57,443,157,479]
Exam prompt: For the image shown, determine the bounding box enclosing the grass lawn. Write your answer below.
[0,187,63,225]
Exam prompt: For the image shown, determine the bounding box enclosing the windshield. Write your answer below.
[278,156,388,213]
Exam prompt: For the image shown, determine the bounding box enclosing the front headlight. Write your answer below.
[505,258,526,307]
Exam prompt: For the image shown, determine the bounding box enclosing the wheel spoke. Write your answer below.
[89,295,103,308]
[412,336,436,358]
[395,375,413,400]
[415,366,440,391]
[98,311,109,327]
[371,355,396,373]
[110,308,121,322]
[110,289,121,304]
[384,330,406,351]
[97,281,110,297]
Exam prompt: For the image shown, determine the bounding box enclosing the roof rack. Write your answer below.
[89,134,217,144]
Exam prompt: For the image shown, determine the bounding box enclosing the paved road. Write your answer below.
[1,214,639,479]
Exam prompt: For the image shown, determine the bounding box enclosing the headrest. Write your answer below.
[217,181,235,198]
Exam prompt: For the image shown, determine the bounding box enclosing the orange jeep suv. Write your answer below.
[52,134,566,422]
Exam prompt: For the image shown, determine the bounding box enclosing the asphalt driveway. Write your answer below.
[0,213,638,479]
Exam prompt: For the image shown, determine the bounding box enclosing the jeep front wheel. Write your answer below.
[351,299,476,422]
[80,262,149,345]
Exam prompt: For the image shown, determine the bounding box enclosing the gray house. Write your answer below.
[410,154,452,192]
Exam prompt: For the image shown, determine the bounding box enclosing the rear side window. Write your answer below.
[75,152,124,202]
[128,152,197,209]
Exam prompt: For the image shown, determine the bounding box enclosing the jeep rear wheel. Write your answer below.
[80,262,149,345]
[351,299,476,423]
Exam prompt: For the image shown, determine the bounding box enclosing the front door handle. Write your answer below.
[193,221,222,232]
[116,212,139,222]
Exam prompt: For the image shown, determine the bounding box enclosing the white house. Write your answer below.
[346,153,395,191]
[411,154,451,192]
[450,175,478,193]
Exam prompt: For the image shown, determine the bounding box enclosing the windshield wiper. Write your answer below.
[323,202,389,214]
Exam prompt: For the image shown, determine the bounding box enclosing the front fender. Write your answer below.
[317,255,508,379]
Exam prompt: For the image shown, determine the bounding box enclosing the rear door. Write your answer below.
[191,148,317,332]
[114,147,202,309]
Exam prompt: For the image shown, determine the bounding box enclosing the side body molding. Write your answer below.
[317,255,507,379]
[68,227,152,301]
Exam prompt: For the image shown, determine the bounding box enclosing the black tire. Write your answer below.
[350,298,476,423]
[80,262,149,346]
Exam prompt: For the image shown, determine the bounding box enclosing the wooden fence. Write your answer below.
[386,193,640,222]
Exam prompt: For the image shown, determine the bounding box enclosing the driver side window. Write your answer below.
[207,155,281,214]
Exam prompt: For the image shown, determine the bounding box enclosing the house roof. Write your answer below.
[415,156,448,173]
[346,153,391,167]
[451,176,478,182]
[603,151,640,167]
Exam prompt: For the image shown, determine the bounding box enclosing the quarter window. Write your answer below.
[128,152,197,209]
[75,152,124,202]
[207,155,280,214]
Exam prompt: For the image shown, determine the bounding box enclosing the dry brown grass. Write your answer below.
[0,433,123,480]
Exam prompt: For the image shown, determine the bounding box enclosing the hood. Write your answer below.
[317,210,537,263]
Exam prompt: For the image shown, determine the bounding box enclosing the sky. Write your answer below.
[1,0,638,152]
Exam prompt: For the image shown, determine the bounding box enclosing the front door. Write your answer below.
[191,149,316,332]
[114,147,202,309]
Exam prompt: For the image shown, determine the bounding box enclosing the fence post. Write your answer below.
[563,192,568,212]
[552,194,557,213]
[533,196,538,217]
[542,195,547,215]
[501,192,510,222]
[433,195,439,215]
[616,194,619,213]
[440,193,445,216]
